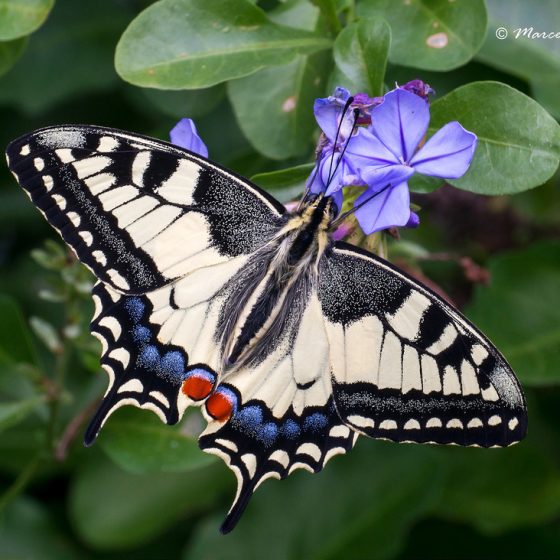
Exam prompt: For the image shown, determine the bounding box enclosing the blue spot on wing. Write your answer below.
[133,325,151,344]
[258,422,278,446]
[235,405,263,428]
[125,297,145,323]
[161,351,185,377]
[138,344,160,368]
[304,413,328,433]
[282,419,300,439]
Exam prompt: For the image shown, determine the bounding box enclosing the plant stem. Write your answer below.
[0,454,42,512]
[46,340,69,451]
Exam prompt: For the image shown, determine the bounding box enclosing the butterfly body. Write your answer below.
[6,125,527,533]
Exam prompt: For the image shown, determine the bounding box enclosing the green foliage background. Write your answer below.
[0,1,560,558]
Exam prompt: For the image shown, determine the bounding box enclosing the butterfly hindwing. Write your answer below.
[87,282,188,444]
[6,125,285,294]
[320,242,527,447]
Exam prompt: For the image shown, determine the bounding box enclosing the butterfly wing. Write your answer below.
[6,125,285,293]
[197,290,357,533]
[320,241,527,447]
[6,125,287,443]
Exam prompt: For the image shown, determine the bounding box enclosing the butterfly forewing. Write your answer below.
[320,242,527,447]
[6,125,285,293]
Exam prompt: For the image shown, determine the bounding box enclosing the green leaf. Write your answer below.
[0,396,44,434]
[251,163,314,202]
[0,0,54,41]
[357,0,487,71]
[477,0,560,118]
[227,0,330,160]
[429,81,560,195]
[98,407,216,474]
[0,497,82,560]
[408,173,444,194]
[29,316,62,354]
[115,0,332,90]
[0,36,26,77]
[186,443,443,560]
[434,439,560,533]
[141,84,225,119]
[69,451,230,549]
[0,294,39,366]
[332,17,390,97]
[465,242,560,386]
[0,1,134,114]
[310,0,340,33]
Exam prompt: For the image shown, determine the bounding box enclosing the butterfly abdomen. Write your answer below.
[217,200,332,372]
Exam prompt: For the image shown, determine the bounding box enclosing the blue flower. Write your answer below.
[351,87,477,233]
[169,118,208,158]
[308,87,386,211]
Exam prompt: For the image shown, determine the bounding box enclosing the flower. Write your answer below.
[400,79,435,101]
[308,87,385,210]
[169,118,208,158]
[351,88,477,233]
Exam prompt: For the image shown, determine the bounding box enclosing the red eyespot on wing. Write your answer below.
[182,374,213,401]
[206,390,235,422]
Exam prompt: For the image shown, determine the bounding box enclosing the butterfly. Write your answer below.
[6,125,527,533]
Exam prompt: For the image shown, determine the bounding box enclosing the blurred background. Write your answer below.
[0,1,559,559]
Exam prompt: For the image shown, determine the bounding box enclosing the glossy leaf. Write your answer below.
[98,407,215,473]
[408,172,444,194]
[429,81,560,195]
[0,396,44,433]
[357,0,487,71]
[332,17,390,97]
[185,443,443,560]
[115,0,332,89]
[251,163,314,202]
[0,497,82,560]
[434,439,560,532]
[0,1,134,114]
[0,0,54,41]
[465,242,560,386]
[228,0,330,159]
[0,295,39,366]
[141,84,225,119]
[477,0,560,118]
[0,37,26,77]
[69,452,229,549]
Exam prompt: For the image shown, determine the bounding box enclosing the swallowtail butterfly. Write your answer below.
[6,125,527,533]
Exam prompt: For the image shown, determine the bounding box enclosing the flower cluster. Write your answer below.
[169,79,477,236]
[308,81,477,233]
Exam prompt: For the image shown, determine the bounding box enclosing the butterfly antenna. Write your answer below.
[299,99,360,212]
[325,96,355,186]
[330,182,393,229]
[326,107,360,188]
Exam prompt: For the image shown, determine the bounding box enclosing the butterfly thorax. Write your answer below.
[218,196,334,373]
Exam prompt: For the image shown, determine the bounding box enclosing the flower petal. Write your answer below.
[345,127,400,168]
[406,211,420,228]
[354,181,411,234]
[330,189,343,213]
[370,88,430,162]
[409,121,477,179]
[169,118,208,158]
[314,95,355,143]
[360,163,414,191]
[308,162,326,195]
